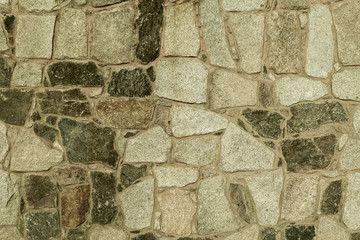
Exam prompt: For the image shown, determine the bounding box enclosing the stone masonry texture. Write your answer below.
[0,0,359,239]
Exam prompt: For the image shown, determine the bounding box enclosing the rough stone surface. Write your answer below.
[108,68,152,97]
[153,165,198,187]
[92,8,133,63]
[19,0,70,11]
[285,225,315,240]
[120,178,154,229]
[354,109,360,136]
[343,173,360,229]
[120,164,147,188]
[67,229,85,240]
[53,166,89,186]
[0,170,19,225]
[16,15,56,58]
[164,2,199,56]
[221,123,275,172]
[55,8,87,59]
[225,225,259,240]
[260,82,275,107]
[0,25,7,51]
[305,4,334,78]
[174,136,218,166]
[96,98,155,129]
[261,228,278,240]
[25,211,60,240]
[229,182,256,224]
[89,0,124,7]
[333,69,360,101]
[281,176,318,221]
[246,169,283,225]
[210,69,257,109]
[10,128,63,171]
[340,139,360,170]
[200,0,235,68]
[268,12,302,73]
[155,59,208,103]
[321,180,342,215]
[0,121,8,162]
[333,0,360,65]
[198,176,238,234]
[158,189,196,235]
[88,225,128,240]
[230,13,265,73]
[281,0,308,9]
[91,171,117,225]
[0,89,33,126]
[125,126,171,163]
[47,61,104,86]
[61,185,90,227]
[24,175,57,208]
[12,62,42,87]
[0,227,24,240]
[223,0,268,11]
[318,217,349,240]
[33,123,58,142]
[0,57,14,87]
[276,76,328,106]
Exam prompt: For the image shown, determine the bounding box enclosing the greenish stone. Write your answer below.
[46,116,57,125]
[58,118,119,167]
[285,225,315,240]
[261,227,277,240]
[0,89,33,126]
[31,111,41,122]
[33,123,58,142]
[287,102,348,133]
[146,66,156,82]
[3,15,15,34]
[108,68,152,97]
[25,211,60,240]
[229,183,256,224]
[352,233,360,240]
[0,57,14,87]
[321,180,342,215]
[132,233,157,240]
[91,171,117,225]
[242,109,284,139]
[67,229,85,240]
[24,175,57,209]
[136,0,164,63]
[47,61,104,86]
[120,164,147,188]
[281,134,337,172]
[37,89,91,117]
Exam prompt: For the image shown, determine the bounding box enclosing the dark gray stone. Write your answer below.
[67,229,85,240]
[25,211,60,240]
[321,180,342,215]
[285,225,315,240]
[120,164,147,188]
[33,123,58,142]
[4,15,15,34]
[261,227,277,240]
[24,175,57,209]
[0,57,14,87]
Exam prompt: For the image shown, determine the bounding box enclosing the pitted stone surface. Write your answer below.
[333,69,360,101]
[19,0,70,11]
[229,182,256,224]
[153,165,198,187]
[321,180,342,215]
[0,227,24,240]
[223,0,268,11]
[343,173,360,229]
[225,225,259,240]
[340,139,360,170]
[25,211,60,240]
[281,0,308,9]
[0,57,14,87]
[12,62,42,87]
[24,174,57,208]
[88,225,128,240]
[0,121,8,162]
[0,170,19,225]
[0,25,7,51]
[318,217,349,240]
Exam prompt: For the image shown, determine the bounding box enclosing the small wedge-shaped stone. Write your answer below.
[172,106,228,137]
[19,0,70,11]
[340,139,360,170]
[0,56,14,87]
[0,122,8,162]
[318,217,349,240]
[246,169,283,225]
[125,126,171,163]
[10,128,63,171]
[198,176,238,234]
[153,165,198,187]
[0,170,19,225]
[276,76,328,106]
[305,5,334,78]
[221,123,274,172]
[223,0,268,11]
[333,69,360,101]
[58,118,118,167]
[120,178,154,229]
[229,182,256,224]
[200,0,235,68]
[344,173,360,229]
[321,180,342,215]
[225,225,259,240]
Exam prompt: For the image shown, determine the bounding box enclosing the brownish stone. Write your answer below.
[61,185,90,227]
[25,175,57,209]
[96,98,155,129]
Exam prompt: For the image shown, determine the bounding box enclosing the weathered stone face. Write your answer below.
[89,0,124,7]
[33,123,58,142]
[229,183,256,224]
[261,228,277,240]
[285,225,315,240]
[0,56,14,87]
[0,170,20,225]
[321,180,342,215]
[58,118,119,167]
[67,229,86,240]
[53,166,89,186]
[25,211,60,240]
[280,0,308,9]
[153,165,198,188]
[132,233,157,240]
[24,175,57,209]
[120,164,147,188]
[47,61,104,86]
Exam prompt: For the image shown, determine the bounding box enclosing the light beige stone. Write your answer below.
[155,59,208,103]
[246,169,283,225]
[354,109,360,137]
[16,15,56,59]
[0,0,8,4]
[305,4,334,78]
[332,69,360,101]
[229,13,264,73]
[158,189,196,235]
[74,0,86,5]
[10,128,63,171]
[89,225,128,240]
[333,0,360,65]
[318,217,349,240]
[223,0,268,11]
[198,176,238,234]
[19,0,70,11]
[11,63,42,87]
[200,0,235,68]
[210,69,257,109]
[0,26,7,51]
[276,76,328,106]
[339,139,360,170]
[0,122,8,163]
[281,176,318,221]
[174,136,218,166]
[299,13,308,28]
[224,225,259,240]
[171,106,228,137]
[0,227,24,240]
[125,126,171,163]
[92,7,133,63]
[55,8,87,59]
[343,172,360,229]
[221,123,274,172]
[120,178,154,229]
[0,170,20,225]
[164,2,199,57]
[338,134,348,151]
[153,165,198,188]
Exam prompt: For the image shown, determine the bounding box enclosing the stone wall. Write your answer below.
[0,0,359,239]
